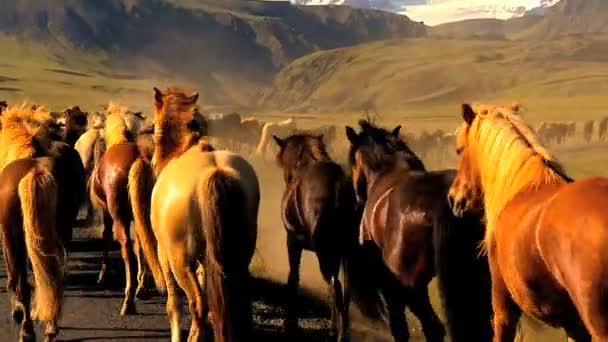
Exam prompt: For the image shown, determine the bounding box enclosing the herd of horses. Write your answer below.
[1,91,608,342]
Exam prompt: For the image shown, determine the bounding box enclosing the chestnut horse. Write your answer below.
[0,104,86,341]
[88,107,159,315]
[136,87,259,342]
[272,133,358,341]
[447,103,608,341]
[345,119,493,342]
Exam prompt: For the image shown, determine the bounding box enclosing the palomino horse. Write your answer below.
[74,112,107,226]
[272,133,357,341]
[255,118,297,158]
[138,87,259,342]
[88,106,160,315]
[345,119,493,342]
[446,103,608,341]
[0,104,86,341]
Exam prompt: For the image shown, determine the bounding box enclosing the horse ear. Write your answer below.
[272,135,284,148]
[187,92,199,105]
[153,87,163,106]
[345,126,359,145]
[392,125,401,137]
[462,104,476,125]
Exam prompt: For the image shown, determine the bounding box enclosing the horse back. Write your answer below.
[363,168,457,286]
[282,161,357,250]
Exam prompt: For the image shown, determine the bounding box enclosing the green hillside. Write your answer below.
[258,34,608,120]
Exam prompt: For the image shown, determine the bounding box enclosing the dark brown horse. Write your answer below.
[88,114,161,316]
[0,105,86,342]
[345,119,492,342]
[272,133,358,341]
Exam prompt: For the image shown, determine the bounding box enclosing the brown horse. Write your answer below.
[88,107,160,315]
[345,119,493,342]
[272,133,357,341]
[138,87,259,342]
[0,104,86,341]
[446,103,608,341]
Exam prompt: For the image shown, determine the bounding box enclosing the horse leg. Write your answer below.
[2,222,35,341]
[44,320,59,342]
[331,274,349,342]
[169,252,205,342]
[407,287,445,342]
[285,234,302,333]
[112,212,137,315]
[490,262,520,342]
[97,211,112,285]
[160,247,182,342]
[380,273,409,342]
[134,236,148,300]
[384,289,409,342]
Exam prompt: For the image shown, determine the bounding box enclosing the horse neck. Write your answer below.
[478,151,566,241]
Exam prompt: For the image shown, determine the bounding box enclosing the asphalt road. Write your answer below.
[0,235,398,342]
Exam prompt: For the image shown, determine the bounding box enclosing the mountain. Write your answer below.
[0,0,426,109]
[516,0,608,39]
[429,0,603,40]
[292,0,561,25]
[258,35,608,113]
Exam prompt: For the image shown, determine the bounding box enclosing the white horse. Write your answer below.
[254,118,297,159]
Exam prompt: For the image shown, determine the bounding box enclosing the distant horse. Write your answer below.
[0,104,86,341]
[447,103,608,341]
[598,117,608,141]
[272,133,357,341]
[88,105,161,315]
[345,119,493,342]
[255,118,297,158]
[138,87,259,342]
[583,119,594,143]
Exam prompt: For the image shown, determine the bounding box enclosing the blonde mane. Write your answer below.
[465,104,571,246]
[104,102,130,148]
[0,103,56,171]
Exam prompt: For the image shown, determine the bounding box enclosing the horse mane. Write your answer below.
[276,134,330,169]
[348,119,426,172]
[465,104,572,246]
[152,87,203,174]
[0,103,55,170]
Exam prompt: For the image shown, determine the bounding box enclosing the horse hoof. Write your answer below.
[135,287,148,300]
[19,325,36,342]
[120,302,136,316]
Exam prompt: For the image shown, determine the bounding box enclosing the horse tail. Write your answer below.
[128,157,164,292]
[88,160,105,211]
[199,168,253,342]
[433,206,493,342]
[19,167,64,322]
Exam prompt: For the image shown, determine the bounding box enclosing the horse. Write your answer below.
[0,104,86,341]
[255,118,297,158]
[345,119,493,342]
[272,133,357,341]
[88,106,161,315]
[137,87,259,342]
[598,117,608,141]
[446,102,608,341]
[583,119,594,143]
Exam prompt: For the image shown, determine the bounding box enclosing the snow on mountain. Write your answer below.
[290,0,561,26]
